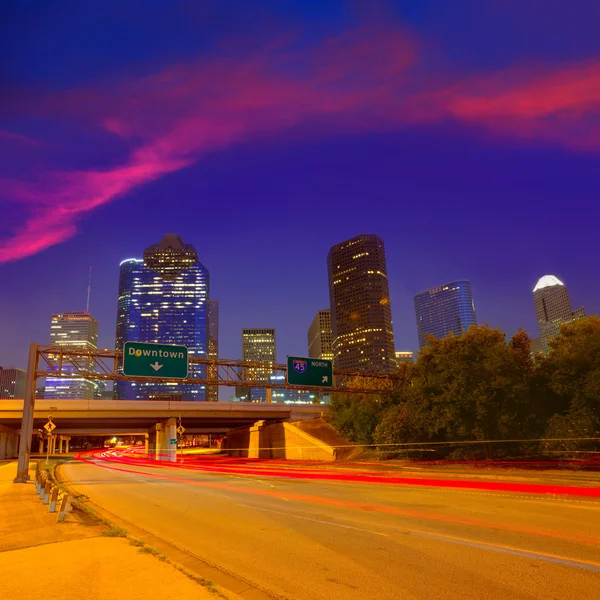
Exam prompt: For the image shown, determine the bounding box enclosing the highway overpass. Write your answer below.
[0,399,325,434]
[1,399,327,462]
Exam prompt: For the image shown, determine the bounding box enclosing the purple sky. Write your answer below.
[1,0,599,372]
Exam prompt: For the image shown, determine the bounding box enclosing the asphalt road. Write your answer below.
[61,454,600,600]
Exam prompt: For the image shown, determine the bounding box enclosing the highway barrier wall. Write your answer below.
[222,417,359,461]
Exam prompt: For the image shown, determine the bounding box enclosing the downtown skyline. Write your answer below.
[0,226,592,372]
[1,1,600,370]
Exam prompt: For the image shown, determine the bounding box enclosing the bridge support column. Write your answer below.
[248,420,266,459]
[144,433,149,455]
[38,438,44,454]
[65,437,70,454]
[50,436,57,455]
[0,432,7,460]
[58,437,64,454]
[162,418,177,463]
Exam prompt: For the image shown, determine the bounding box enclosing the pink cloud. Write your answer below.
[2,25,600,262]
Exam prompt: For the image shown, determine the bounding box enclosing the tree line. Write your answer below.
[330,316,600,459]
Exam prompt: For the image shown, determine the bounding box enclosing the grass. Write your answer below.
[102,526,128,538]
[139,545,167,561]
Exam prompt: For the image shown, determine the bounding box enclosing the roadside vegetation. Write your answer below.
[330,316,600,461]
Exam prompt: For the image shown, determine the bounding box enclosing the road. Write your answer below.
[60,451,600,600]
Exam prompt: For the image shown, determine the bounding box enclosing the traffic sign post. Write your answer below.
[123,342,188,379]
[286,356,333,388]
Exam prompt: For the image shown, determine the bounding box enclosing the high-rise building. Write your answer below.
[533,275,585,353]
[308,310,334,360]
[327,234,396,373]
[241,328,276,402]
[414,280,476,349]
[395,351,414,365]
[45,311,99,399]
[0,366,26,399]
[242,328,276,374]
[115,234,209,400]
[206,300,219,401]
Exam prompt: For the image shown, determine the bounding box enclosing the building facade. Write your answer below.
[395,351,414,365]
[414,280,476,349]
[327,234,396,373]
[115,234,209,400]
[533,275,585,353]
[0,366,26,399]
[45,311,99,399]
[206,300,219,401]
[308,310,334,360]
[240,328,276,403]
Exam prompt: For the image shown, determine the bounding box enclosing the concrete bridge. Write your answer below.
[0,399,327,460]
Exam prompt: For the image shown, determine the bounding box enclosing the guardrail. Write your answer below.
[34,462,73,522]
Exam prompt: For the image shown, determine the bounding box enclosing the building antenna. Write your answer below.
[86,266,92,313]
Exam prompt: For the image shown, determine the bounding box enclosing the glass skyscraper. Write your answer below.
[115,234,209,400]
[414,280,476,349]
[45,311,99,399]
[533,275,585,353]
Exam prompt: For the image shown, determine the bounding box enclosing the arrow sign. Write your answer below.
[286,356,333,388]
[123,342,188,379]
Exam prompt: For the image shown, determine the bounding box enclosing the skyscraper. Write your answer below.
[327,234,396,373]
[395,351,414,365]
[0,366,26,399]
[308,310,334,360]
[45,311,99,399]
[115,234,209,400]
[533,275,585,353]
[414,280,476,349]
[241,328,276,402]
[206,299,219,402]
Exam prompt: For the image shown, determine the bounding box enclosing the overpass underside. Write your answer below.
[1,400,326,462]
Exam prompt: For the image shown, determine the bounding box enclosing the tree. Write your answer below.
[404,326,537,458]
[329,364,413,446]
[542,398,599,458]
[542,316,600,421]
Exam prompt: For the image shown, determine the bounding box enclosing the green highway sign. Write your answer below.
[170,438,177,445]
[123,342,188,379]
[286,356,333,388]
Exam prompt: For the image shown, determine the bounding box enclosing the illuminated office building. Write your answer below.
[45,312,99,399]
[533,275,585,353]
[115,233,209,400]
[327,234,396,373]
[395,351,414,365]
[414,280,476,349]
[206,299,219,401]
[0,366,26,399]
[240,328,276,403]
[308,310,334,360]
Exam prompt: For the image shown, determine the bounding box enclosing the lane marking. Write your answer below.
[404,529,600,574]
[242,503,600,574]
[74,455,600,546]
[236,504,389,537]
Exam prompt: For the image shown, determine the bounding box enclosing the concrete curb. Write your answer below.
[55,461,276,600]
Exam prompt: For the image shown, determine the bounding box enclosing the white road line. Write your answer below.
[237,504,389,536]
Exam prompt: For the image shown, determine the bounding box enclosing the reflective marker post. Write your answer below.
[14,343,39,483]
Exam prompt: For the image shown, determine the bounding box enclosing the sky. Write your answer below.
[1,0,600,374]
